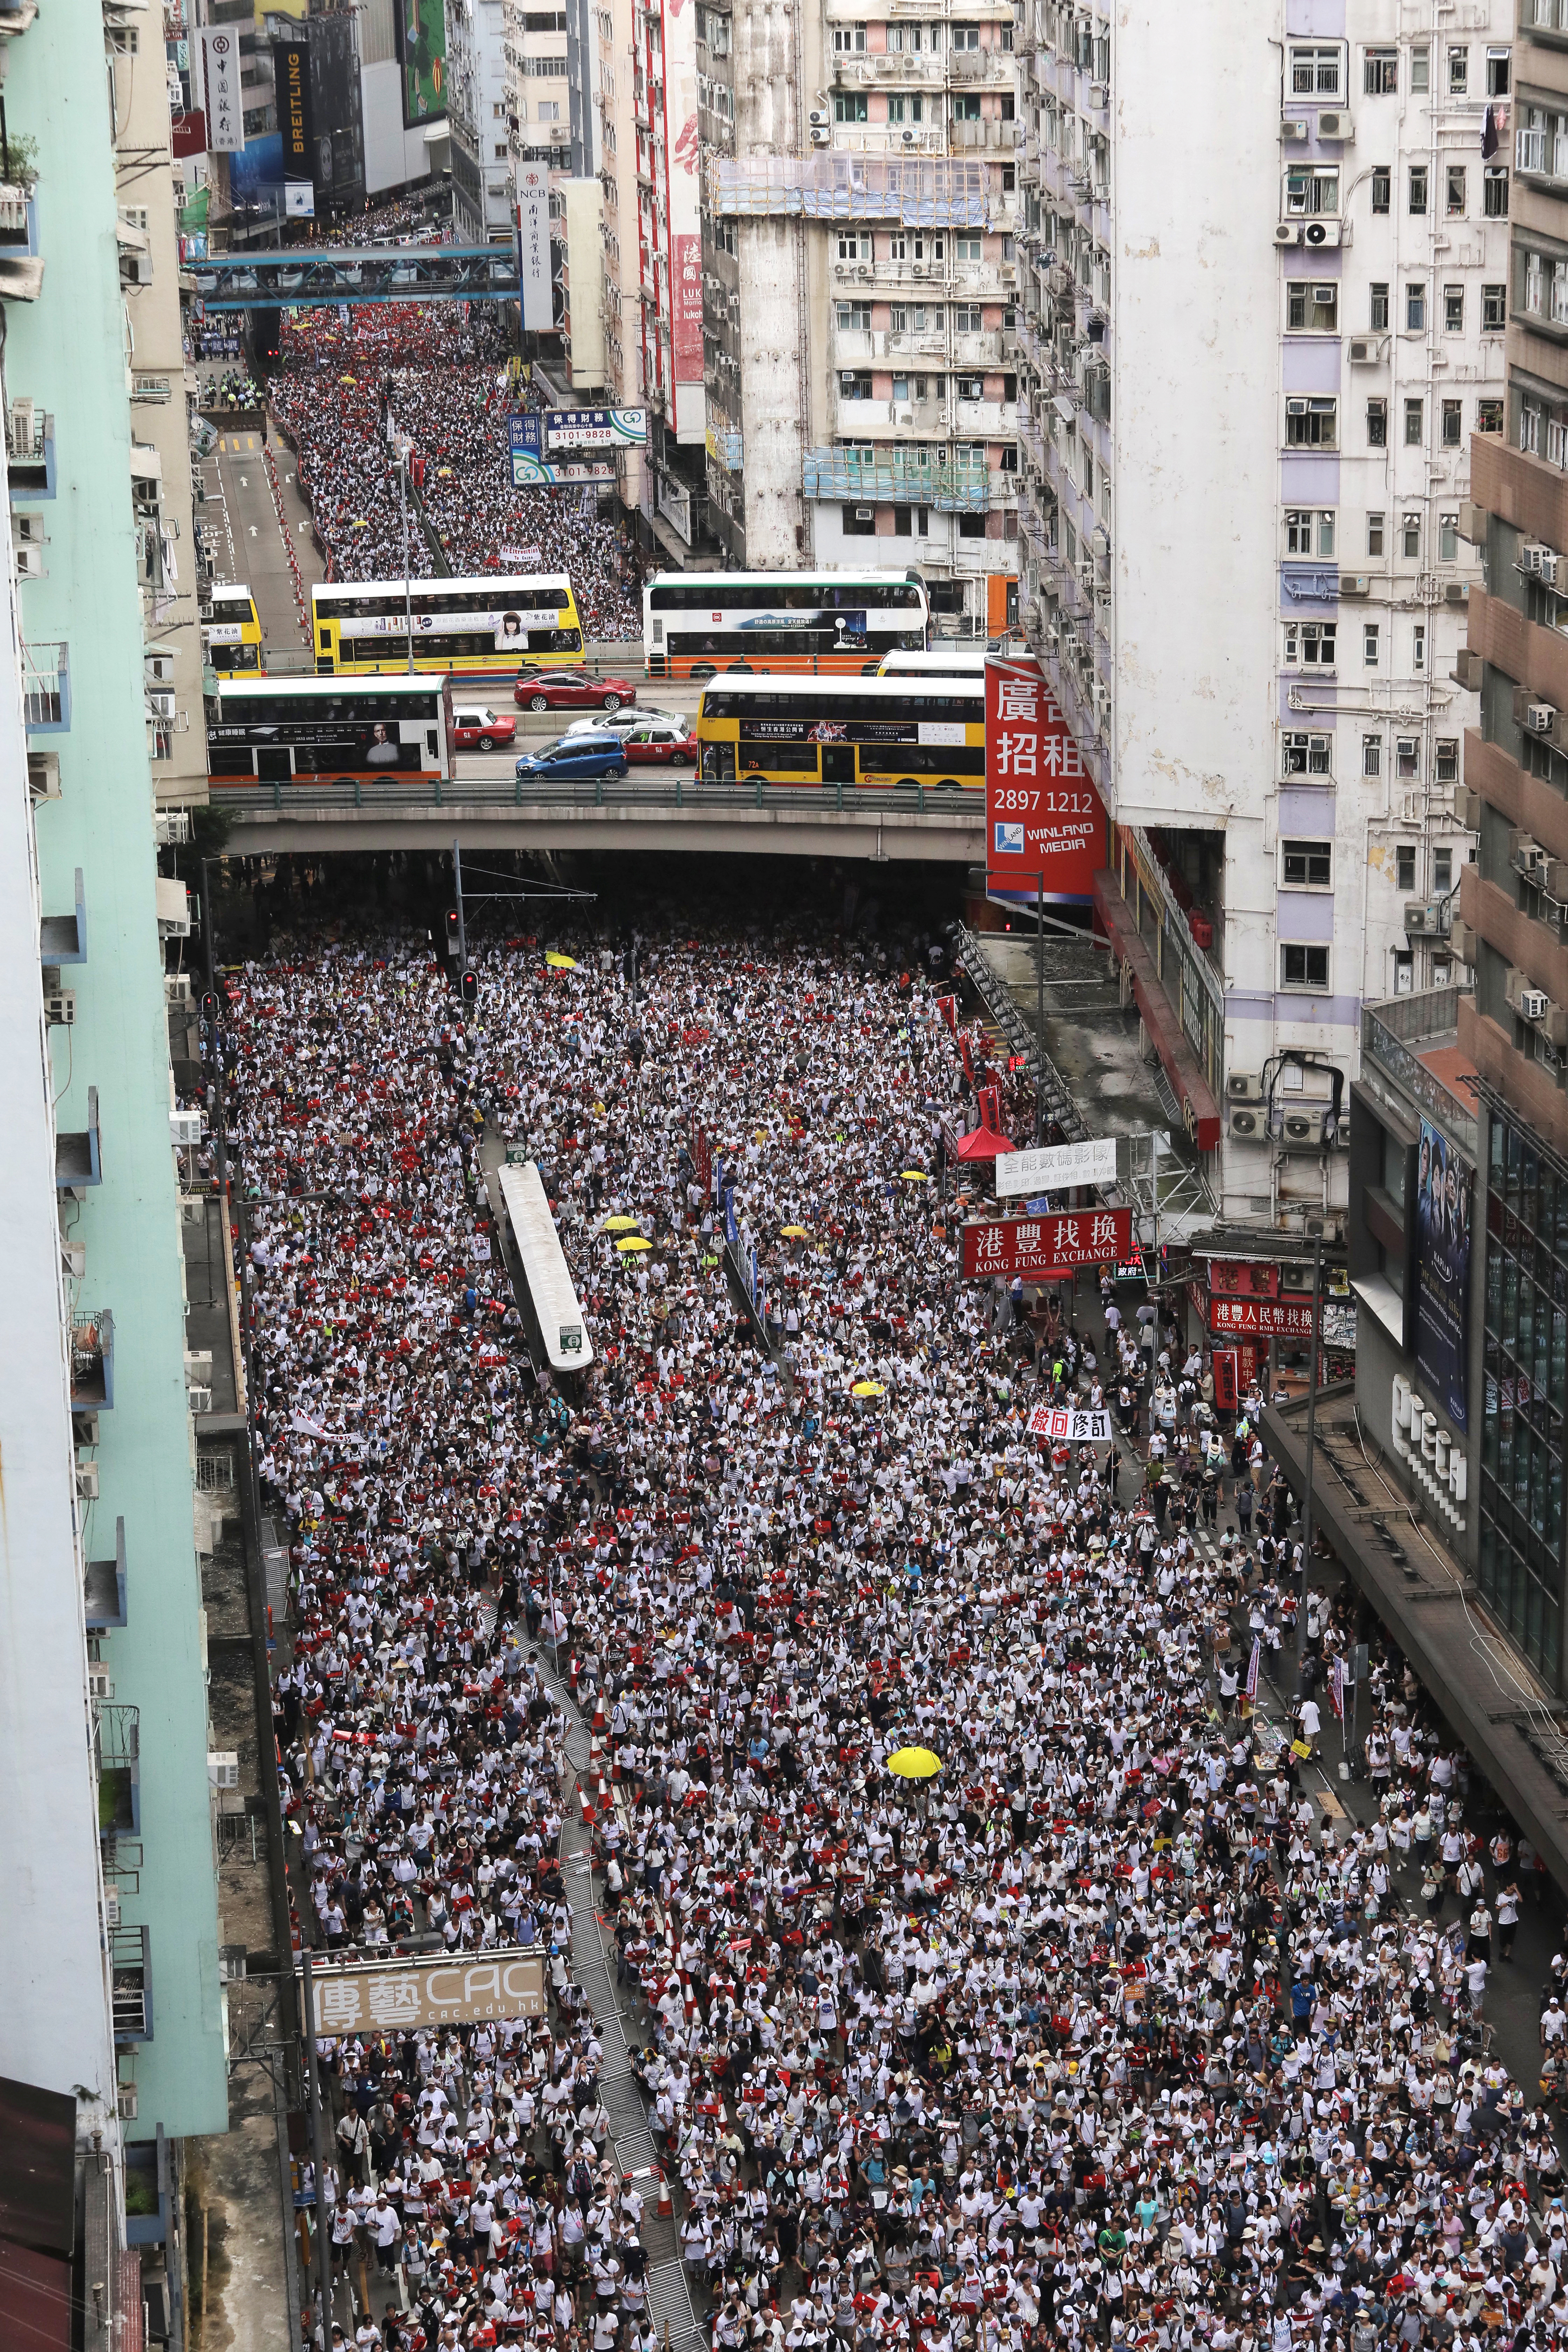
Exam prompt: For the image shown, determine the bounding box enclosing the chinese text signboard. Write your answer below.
[516,174,551,335]
[1208,1297,1315,1339]
[994,1137,1118,1196]
[302,1948,546,2038]
[672,233,703,384]
[961,1208,1131,1283]
[200,27,242,152]
[984,655,1107,906]
[1414,1119,1472,1433]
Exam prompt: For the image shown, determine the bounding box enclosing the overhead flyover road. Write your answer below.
[188,245,522,310]
[214,776,986,861]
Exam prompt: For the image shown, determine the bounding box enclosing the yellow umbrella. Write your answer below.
[545,951,577,970]
[617,1236,654,1254]
[852,1380,886,1397]
[339,373,357,382]
[900,1171,930,1183]
[781,1225,808,1239]
[887,1747,942,1779]
[602,1215,640,1233]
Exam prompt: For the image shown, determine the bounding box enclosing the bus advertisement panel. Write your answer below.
[984,653,1106,905]
[645,570,927,679]
[313,575,583,674]
[208,678,452,784]
[696,677,983,788]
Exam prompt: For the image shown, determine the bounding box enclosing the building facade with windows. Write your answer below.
[1449,0,1568,1691]
[593,0,650,516]
[634,0,712,561]
[4,0,228,2172]
[505,0,574,176]
[449,0,516,239]
[695,0,1019,628]
[1013,3,1506,1224]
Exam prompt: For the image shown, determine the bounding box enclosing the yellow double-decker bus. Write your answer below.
[312,573,585,676]
[202,583,264,675]
[695,674,984,790]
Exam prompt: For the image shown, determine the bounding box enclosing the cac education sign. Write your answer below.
[985,655,1106,906]
[301,1947,547,2037]
[962,1207,1131,1282]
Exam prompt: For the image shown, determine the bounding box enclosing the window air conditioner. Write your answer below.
[1522,544,1548,574]
[208,1751,240,1788]
[1547,859,1568,901]
[1521,989,1551,1022]
[1317,110,1352,140]
[854,506,874,520]
[1226,1070,1265,1103]
[1228,1107,1264,1140]
[1528,702,1558,734]
[147,690,176,721]
[170,1109,202,1147]
[15,545,44,579]
[1339,573,1370,596]
[76,1464,100,1500]
[1303,221,1341,248]
[89,1662,112,1701]
[46,988,76,1026]
[116,2088,138,2122]
[164,972,192,1005]
[103,1887,120,1930]
[1540,551,1560,586]
[1280,116,1309,141]
[1286,398,1308,417]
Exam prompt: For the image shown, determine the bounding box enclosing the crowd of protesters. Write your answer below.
[267,301,644,638]
[221,900,1568,2352]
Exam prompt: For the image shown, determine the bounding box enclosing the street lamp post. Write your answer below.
[1294,1227,1325,1694]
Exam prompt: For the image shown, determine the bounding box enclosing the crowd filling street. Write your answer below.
[221,892,1568,2352]
[267,303,644,639]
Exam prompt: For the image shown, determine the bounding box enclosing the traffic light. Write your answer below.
[201,990,221,1025]
[460,968,478,1010]
[445,909,461,958]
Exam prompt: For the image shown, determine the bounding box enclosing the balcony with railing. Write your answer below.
[56,1083,102,1191]
[84,1518,129,1633]
[5,398,54,494]
[803,445,1010,509]
[0,175,42,301]
[1361,987,1479,1161]
[72,1309,115,1411]
[111,1924,153,2043]
[23,639,69,730]
[94,1700,141,1840]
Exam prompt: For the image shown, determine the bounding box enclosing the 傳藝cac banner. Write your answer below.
[1415,1119,1472,1432]
[985,654,1106,905]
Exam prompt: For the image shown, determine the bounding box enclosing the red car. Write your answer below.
[620,717,695,765]
[451,704,517,750]
[512,667,637,714]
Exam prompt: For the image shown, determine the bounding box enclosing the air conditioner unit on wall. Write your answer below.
[1226,1070,1264,1103]
[1229,1106,1264,1139]
[1302,220,1341,248]
[1521,988,1551,1022]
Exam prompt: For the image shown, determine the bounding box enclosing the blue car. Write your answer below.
[515,732,630,782]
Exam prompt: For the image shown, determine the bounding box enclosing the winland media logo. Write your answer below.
[993,820,1024,855]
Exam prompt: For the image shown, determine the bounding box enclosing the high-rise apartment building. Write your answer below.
[595,0,650,516]
[3,0,228,2204]
[449,0,517,238]
[1445,0,1568,1685]
[1013,4,1506,1220]
[634,0,711,557]
[506,0,574,179]
[694,0,1018,627]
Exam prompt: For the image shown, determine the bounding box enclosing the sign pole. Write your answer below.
[1295,1228,1324,1696]
[300,1945,335,2349]
[1035,869,1044,1146]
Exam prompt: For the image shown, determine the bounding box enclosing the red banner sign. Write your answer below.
[672,233,703,384]
[962,1207,1132,1283]
[1207,1258,1280,1300]
[1208,1297,1315,1338]
[984,655,1106,905]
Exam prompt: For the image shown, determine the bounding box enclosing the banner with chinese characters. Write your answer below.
[984,654,1107,905]
[1208,1297,1316,1339]
[516,172,551,334]
[961,1208,1131,1283]
[994,1137,1118,1196]
[1025,1405,1113,1443]
[301,1948,547,2037]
